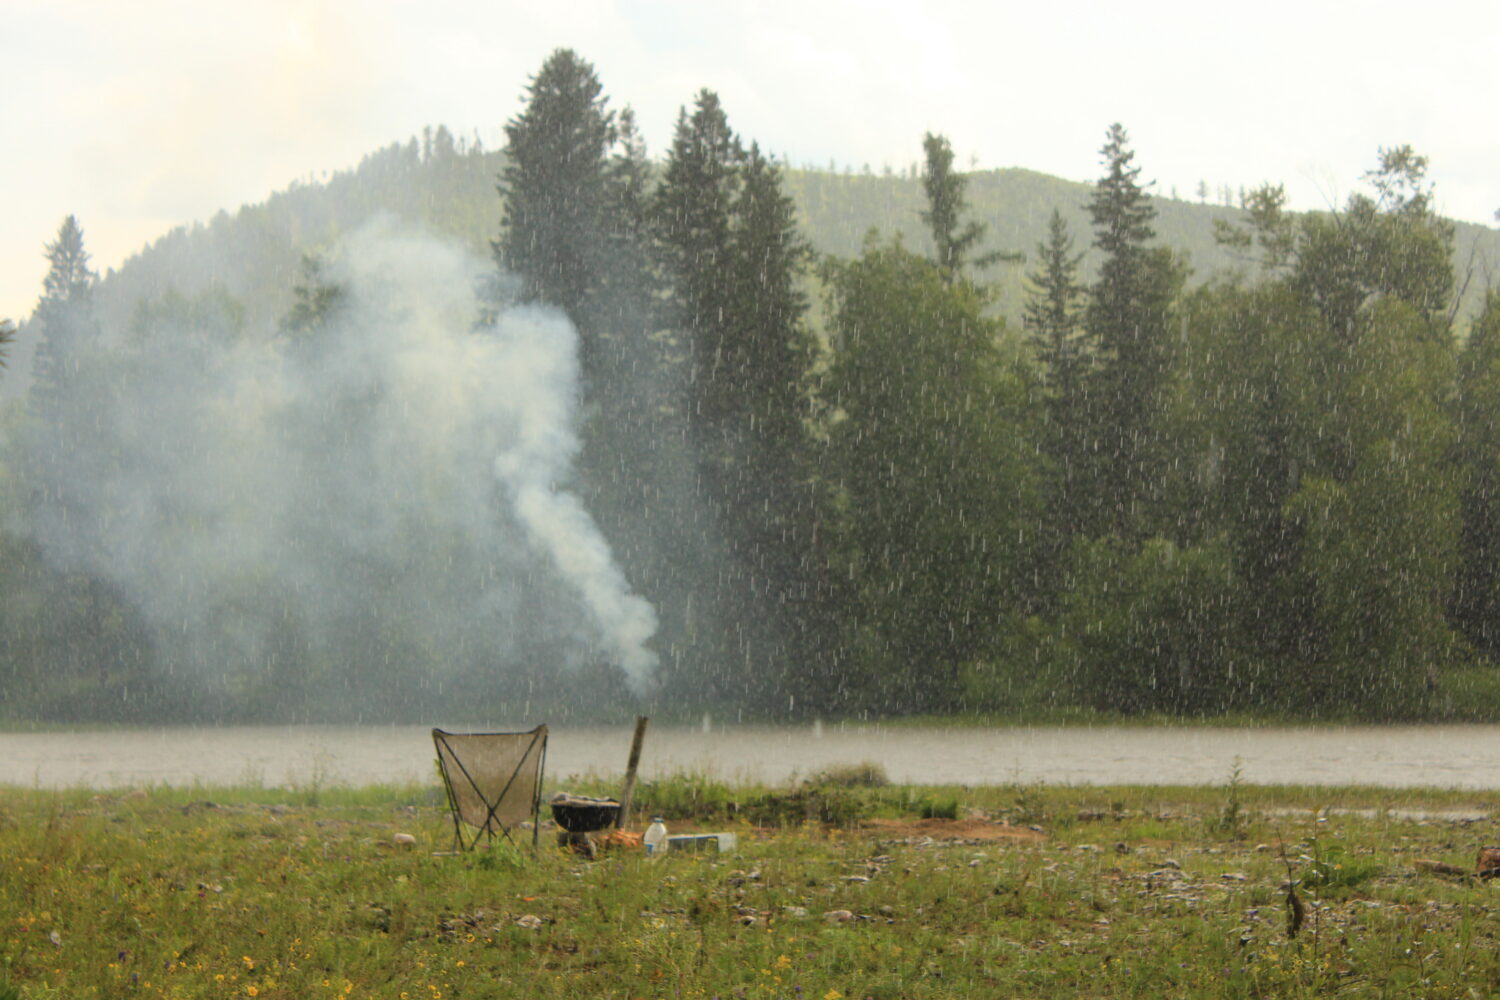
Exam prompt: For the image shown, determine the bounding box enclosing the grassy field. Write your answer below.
[4,774,1500,999]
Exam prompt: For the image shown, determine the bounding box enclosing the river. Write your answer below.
[3,723,1500,789]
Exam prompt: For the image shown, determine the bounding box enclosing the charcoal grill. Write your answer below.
[550,795,621,833]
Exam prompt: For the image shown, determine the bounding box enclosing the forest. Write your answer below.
[3,48,1499,725]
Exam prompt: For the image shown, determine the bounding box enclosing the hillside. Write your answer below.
[63,130,1500,347]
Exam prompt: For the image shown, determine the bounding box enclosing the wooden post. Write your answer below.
[616,716,649,829]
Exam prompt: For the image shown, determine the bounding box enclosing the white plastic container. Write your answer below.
[644,816,667,856]
[666,833,738,854]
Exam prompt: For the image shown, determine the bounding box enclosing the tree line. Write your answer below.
[3,48,1497,722]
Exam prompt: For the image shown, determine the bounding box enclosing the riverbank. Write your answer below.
[9,723,1500,790]
[5,779,1500,998]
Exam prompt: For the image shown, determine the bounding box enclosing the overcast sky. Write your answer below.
[5,0,1497,321]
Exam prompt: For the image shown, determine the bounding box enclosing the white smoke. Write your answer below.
[15,219,660,706]
[491,306,660,693]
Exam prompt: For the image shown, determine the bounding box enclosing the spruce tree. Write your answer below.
[725,146,812,446]
[1454,292,1500,657]
[0,319,14,373]
[654,89,743,436]
[724,144,842,708]
[1025,209,1087,398]
[1024,209,1089,589]
[277,253,343,343]
[918,133,1014,282]
[652,95,847,709]
[1084,124,1182,538]
[29,215,98,414]
[494,48,616,384]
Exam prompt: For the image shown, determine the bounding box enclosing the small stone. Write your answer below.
[823,909,856,923]
[393,833,417,848]
[514,914,543,930]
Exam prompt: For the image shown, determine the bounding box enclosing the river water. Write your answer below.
[4,723,1500,789]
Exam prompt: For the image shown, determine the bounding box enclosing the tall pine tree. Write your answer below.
[29,215,98,418]
[0,319,14,374]
[1024,209,1089,593]
[494,48,618,386]
[653,95,845,710]
[1084,124,1183,538]
[918,133,1016,282]
[723,144,843,710]
[1454,292,1500,657]
[654,90,743,439]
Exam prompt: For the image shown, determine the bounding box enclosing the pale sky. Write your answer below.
[5,0,1498,321]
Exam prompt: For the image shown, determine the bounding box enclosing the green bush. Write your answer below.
[812,761,890,787]
[1062,535,1247,715]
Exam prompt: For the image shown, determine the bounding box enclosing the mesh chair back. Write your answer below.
[432,725,547,850]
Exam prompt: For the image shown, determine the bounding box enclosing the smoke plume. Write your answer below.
[13,220,659,713]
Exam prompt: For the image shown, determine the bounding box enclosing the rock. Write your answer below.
[1477,847,1500,878]
[514,914,543,930]
[1413,859,1468,877]
[823,909,856,923]
[393,833,417,848]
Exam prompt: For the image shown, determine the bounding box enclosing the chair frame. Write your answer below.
[432,725,547,852]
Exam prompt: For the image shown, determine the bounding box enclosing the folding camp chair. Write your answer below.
[432,725,548,851]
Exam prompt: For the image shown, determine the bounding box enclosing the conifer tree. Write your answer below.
[654,89,743,436]
[29,215,98,413]
[1025,209,1087,400]
[723,143,841,707]
[653,95,844,709]
[1084,124,1183,538]
[277,253,343,343]
[0,319,14,373]
[494,48,617,385]
[1453,292,1500,657]
[1024,209,1090,587]
[918,133,1014,282]
[726,144,812,453]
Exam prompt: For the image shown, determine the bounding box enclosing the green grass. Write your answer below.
[4,778,1500,998]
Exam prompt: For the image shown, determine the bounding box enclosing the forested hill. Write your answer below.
[81,129,1500,341]
[9,92,1500,727]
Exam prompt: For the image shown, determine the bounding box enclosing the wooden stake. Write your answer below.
[617,716,649,829]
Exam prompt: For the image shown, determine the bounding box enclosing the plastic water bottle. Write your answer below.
[644,816,667,857]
